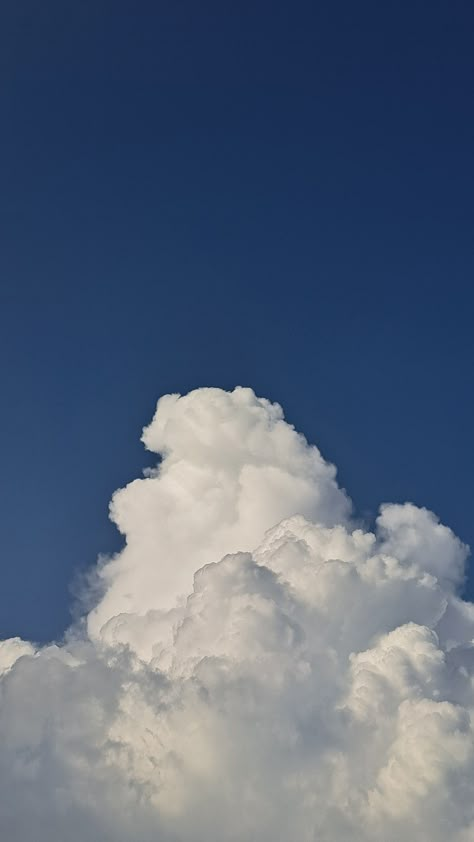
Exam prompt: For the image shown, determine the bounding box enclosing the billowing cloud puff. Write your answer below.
[88,387,351,651]
[1,387,473,841]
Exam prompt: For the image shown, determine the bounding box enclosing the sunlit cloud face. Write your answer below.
[1,387,473,841]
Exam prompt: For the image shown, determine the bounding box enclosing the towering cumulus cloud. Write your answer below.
[1,387,473,841]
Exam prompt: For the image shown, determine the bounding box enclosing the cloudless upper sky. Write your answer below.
[1,0,473,642]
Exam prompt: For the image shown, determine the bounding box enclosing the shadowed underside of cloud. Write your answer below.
[1,387,473,841]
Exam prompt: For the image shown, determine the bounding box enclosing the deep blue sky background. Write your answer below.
[1,0,473,642]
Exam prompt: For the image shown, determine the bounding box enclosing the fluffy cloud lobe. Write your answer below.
[1,387,473,841]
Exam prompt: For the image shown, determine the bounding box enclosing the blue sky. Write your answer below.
[1,0,473,642]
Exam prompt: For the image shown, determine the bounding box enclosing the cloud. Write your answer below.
[1,387,473,841]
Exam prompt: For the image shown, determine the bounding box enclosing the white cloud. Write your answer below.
[0,637,36,676]
[1,387,473,841]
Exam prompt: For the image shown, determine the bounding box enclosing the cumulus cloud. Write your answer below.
[1,386,473,841]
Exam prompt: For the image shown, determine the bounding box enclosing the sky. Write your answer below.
[1,0,474,645]
[2,6,474,838]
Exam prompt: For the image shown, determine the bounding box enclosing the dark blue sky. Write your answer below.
[1,1,473,642]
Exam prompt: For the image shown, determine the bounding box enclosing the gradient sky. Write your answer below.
[1,0,473,642]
